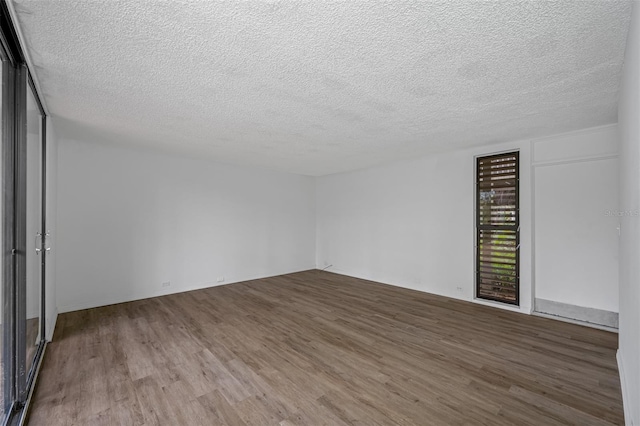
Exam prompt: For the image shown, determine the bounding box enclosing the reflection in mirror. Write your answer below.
[25,83,42,373]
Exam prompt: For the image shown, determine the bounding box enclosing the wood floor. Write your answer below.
[27,271,624,425]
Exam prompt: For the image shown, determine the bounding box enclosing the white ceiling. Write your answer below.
[12,0,633,176]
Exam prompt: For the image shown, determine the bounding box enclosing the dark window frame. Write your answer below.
[475,151,520,306]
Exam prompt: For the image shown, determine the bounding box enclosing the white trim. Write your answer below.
[469,125,617,164]
[5,1,50,115]
[530,139,537,311]
[532,311,618,333]
[617,350,633,425]
[532,153,619,168]
[472,147,521,159]
[534,298,618,329]
[472,297,531,314]
[530,123,618,143]
[533,311,617,332]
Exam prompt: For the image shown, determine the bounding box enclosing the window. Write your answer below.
[476,151,519,305]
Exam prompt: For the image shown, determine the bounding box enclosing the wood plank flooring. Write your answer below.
[27,271,624,425]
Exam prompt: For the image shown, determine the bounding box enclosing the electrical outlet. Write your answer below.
[162,281,171,288]
[217,276,225,283]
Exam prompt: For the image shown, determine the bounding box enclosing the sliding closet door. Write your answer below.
[24,81,42,388]
[9,65,46,407]
[0,50,10,424]
[0,7,48,423]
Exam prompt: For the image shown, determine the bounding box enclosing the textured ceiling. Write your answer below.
[12,0,633,176]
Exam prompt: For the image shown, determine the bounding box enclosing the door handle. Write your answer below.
[35,232,42,254]
[44,231,51,253]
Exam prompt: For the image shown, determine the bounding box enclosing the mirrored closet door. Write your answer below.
[1,6,48,423]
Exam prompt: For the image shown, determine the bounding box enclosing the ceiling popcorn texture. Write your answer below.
[12,0,633,175]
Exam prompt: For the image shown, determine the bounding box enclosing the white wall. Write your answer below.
[54,129,316,312]
[316,140,534,313]
[618,1,640,424]
[533,125,619,314]
[316,127,621,318]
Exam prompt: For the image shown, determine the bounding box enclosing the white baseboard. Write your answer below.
[535,298,618,329]
[533,311,618,333]
[57,265,317,313]
[617,350,633,426]
[320,267,531,315]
